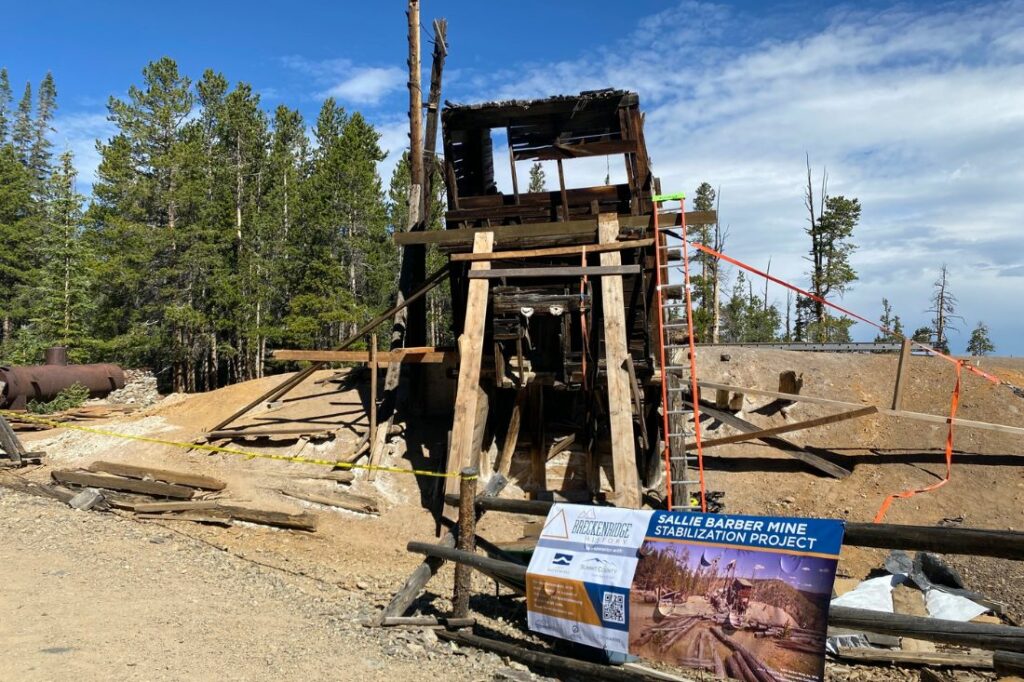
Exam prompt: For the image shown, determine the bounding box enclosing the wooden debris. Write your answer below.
[699,404,852,479]
[87,461,226,490]
[213,504,318,531]
[836,646,993,669]
[52,469,195,499]
[435,629,660,682]
[377,474,508,622]
[279,488,379,515]
[132,500,221,513]
[830,606,1024,652]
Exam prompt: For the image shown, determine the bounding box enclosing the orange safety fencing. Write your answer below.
[683,239,1006,522]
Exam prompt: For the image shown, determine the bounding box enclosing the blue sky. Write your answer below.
[5,0,1024,354]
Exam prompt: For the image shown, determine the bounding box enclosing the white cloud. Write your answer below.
[51,111,114,194]
[446,0,1024,353]
[324,66,405,105]
[282,56,405,106]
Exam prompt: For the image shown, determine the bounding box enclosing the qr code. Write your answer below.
[602,592,625,624]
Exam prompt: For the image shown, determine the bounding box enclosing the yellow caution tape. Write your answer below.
[0,409,475,480]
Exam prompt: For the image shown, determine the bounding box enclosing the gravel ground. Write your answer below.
[0,487,540,682]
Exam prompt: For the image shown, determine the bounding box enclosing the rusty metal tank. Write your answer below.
[0,347,125,410]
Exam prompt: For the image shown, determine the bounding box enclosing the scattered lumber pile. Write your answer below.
[0,414,43,466]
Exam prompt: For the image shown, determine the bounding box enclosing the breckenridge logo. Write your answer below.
[570,518,633,540]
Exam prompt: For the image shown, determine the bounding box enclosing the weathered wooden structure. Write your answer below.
[396,89,686,509]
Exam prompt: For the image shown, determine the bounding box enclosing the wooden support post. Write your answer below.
[377,474,507,623]
[453,466,478,618]
[529,382,545,494]
[497,387,526,476]
[444,232,494,509]
[892,337,912,410]
[369,333,378,470]
[556,158,569,221]
[598,213,641,508]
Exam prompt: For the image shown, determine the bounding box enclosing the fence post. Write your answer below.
[453,466,479,618]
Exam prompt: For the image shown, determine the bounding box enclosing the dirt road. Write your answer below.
[0,487,521,682]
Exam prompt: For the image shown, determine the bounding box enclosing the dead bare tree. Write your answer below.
[927,264,962,353]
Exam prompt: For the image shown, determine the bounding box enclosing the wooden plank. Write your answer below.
[279,488,379,515]
[599,213,641,509]
[394,212,716,247]
[512,139,639,161]
[697,380,1024,437]
[449,238,653,262]
[688,406,877,449]
[132,500,220,513]
[892,337,913,410]
[269,348,453,364]
[699,404,852,479]
[468,264,640,279]
[52,470,195,499]
[836,647,992,668]
[214,504,318,531]
[444,232,495,504]
[87,461,226,491]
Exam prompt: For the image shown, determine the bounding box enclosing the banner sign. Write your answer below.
[526,505,845,682]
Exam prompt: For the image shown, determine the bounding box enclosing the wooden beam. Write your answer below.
[393,211,717,247]
[132,500,220,513]
[599,213,641,509]
[836,647,992,668]
[512,139,640,161]
[829,606,1024,652]
[444,232,494,505]
[699,404,852,479]
[269,348,453,364]
[468,265,641,280]
[892,337,912,410]
[688,406,877,449]
[87,461,226,491]
[406,541,527,582]
[214,504,318,531]
[697,380,1024,437]
[449,238,653,262]
[52,470,195,499]
[995,651,1024,677]
[497,387,526,476]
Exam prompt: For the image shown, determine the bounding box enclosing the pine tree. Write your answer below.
[0,144,35,346]
[874,298,904,343]
[966,321,994,357]
[0,68,12,143]
[689,182,716,341]
[926,264,961,354]
[803,158,859,342]
[12,82,33,165]
[35,150,92,352]
[28,72,57,185]
[91,57,197,388]
[528,162,545,193]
